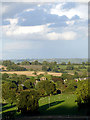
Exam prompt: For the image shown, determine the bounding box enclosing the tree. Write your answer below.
[61,73,74,80]
[66,65,74,70]
[2,60,15,66]
[18,75,27,83]
[65,80,77,93]
[67,61,71,65]
[56,81,65,93]
[35,80,56,96]
[17,90,40,114]
[61,62,66,65]
[42,66,48,71]
[2,82,17,105]
[74,72,79,78]
[32,60,40,65]
[75,80,89,109]
[42,61,49,66]
[2,73,9,80]
[11,73,18,80]
[24,80,34,89]
[1,67,5,71]
[21,61,31,65]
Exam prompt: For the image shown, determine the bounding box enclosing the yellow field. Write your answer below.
[0,65,7,70]
[0,71,62,77]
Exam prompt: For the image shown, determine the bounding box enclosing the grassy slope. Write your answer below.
[1,94,87,117]
[39,94,86,116]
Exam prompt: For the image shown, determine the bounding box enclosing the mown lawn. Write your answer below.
[39,93,87,116]
[1,93,87,119]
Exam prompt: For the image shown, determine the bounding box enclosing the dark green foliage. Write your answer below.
[7,64,27,71]
[52,76,63,82]
[24,80,34,89]
[20,61,31,65]
[61,62,66,65]
[2,60,15,66]
[74,72,79,78]
[2,82,17,105]
[42,61,49,65]
[65,80,77,93]
[17,75,27,84]
[52,67,59,72]
[32,60,41,65]
[67,61,71,65]
[2,111,16,120]
[66,65,74,70]
[42,66,48,71]
[2,60,27,71]
[78,65,86,69]
[56,81,65,93]
[2,73,9,80]
[75,80,88,106]
[61,73,74,80]
[11,73,18,80]
[17,90,40,113]
[35,80,56,96]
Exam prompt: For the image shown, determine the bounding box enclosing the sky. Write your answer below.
[0,2,88,59]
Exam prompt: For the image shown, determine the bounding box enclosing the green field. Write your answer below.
[39,94,87,116]
[1,93,87,119]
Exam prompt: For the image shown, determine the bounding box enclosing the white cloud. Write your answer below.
[2,22,77,41]
[24,8,35,12]
[46,31,77,40]
[50,3,88,20]
[66,20,75,25]
[3,24,51,36]
[37,4,41,7]
[5,18,18,25]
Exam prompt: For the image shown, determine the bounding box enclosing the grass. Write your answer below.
[39,93,87,116]
[1,93,87,119]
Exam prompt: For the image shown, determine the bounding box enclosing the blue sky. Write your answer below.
[1,2,88,59]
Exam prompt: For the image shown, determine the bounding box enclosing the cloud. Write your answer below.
[4,18,18,25]
[50,3,88,20]
[1,3,87,42]
[3,23,51,36]
[46,31,77,40]
[66,20,75,25]
[2,22,77,41]
[24,8,35,12]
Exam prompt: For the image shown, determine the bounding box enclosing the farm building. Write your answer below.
[40,77,46,81]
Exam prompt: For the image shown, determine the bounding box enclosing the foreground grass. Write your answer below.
[1,93,87,119]
[39,94,87,116]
